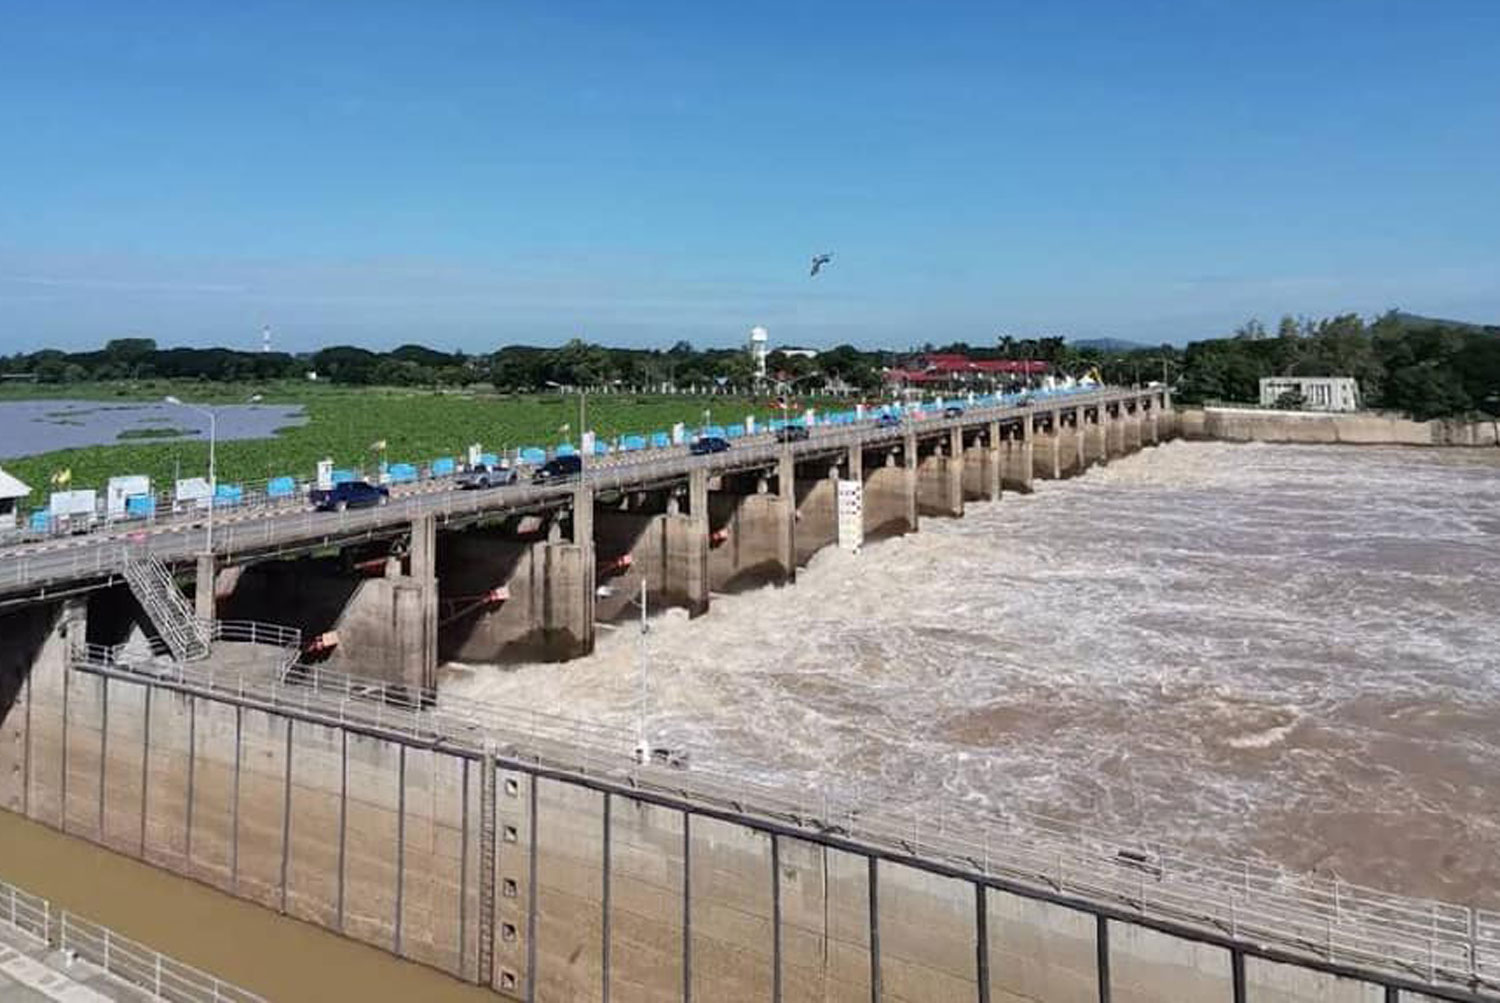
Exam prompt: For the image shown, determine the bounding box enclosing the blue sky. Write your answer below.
[2,1,1497,352]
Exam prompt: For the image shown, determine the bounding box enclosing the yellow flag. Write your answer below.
[370,439,387,452]
[50,468,71,487]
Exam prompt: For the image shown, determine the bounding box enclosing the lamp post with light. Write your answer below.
[165,393,261,554]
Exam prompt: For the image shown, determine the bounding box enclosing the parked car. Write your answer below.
[532,454,583,484]
[456,464,517,489]
[943,405,964,418]
[689,435,731,455]
[310,481,389,512]
[876,412,902,428]
[775,425,810,443]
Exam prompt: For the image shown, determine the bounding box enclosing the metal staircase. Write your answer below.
[121,549,210,662]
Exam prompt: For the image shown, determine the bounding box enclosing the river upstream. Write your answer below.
[449,440,1500,911]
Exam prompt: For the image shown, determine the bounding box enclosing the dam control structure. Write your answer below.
[3,387,1498,1002]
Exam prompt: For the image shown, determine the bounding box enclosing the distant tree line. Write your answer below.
[4,308,1494,418]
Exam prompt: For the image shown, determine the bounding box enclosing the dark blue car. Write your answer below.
[690,436,730,455]
[310,480,389,512]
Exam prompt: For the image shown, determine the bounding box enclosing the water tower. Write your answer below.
[748,326,769,381]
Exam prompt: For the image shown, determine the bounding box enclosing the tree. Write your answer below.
[1273,388,1306,410]
[1234,318,1268,341]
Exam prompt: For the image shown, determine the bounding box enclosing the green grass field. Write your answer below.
[0,381,804,498]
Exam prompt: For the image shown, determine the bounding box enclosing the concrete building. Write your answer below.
[1259,376,1361,412]
[0,467,30,530]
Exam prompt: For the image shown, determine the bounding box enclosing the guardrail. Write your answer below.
[68,648,1499,997]
[75,618,302,676]
[0,875,265,1002]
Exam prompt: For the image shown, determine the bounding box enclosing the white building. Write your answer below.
[0,467,30,529]
[1259,376,1361,412]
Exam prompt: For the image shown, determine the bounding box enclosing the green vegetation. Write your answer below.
[1175,311,1500,419]
[116,426,195,441]
[0,383,794,496]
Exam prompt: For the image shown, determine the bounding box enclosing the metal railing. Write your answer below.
[76,618,302,676]
[121,549,209,661]
[0,875,265,1002]
[66,649,1499,997]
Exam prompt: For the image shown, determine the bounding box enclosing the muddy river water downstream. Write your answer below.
[450,440,1500,911]
[2,439,1495,998]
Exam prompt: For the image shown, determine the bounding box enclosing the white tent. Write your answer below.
[0,466,31,528]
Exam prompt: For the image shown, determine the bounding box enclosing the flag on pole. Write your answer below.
[50,468,71,487]
[557,423,570,435]
[370,439,387,452]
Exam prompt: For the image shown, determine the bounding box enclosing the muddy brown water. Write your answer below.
[449,440,1500,910]
[0,811,494,1001]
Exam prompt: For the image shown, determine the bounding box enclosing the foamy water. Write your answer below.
[444,441,1500,908]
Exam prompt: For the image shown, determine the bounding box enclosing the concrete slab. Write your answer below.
[0,927,135,1002]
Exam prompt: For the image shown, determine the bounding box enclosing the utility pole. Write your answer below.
[634,577,651,764]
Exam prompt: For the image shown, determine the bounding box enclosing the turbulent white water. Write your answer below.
[444,441,1500,908]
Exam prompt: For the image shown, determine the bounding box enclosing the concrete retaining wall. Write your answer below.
[1184,407,1500,446]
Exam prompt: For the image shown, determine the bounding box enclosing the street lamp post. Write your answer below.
[166,393,259,554]
[165,396,216,552]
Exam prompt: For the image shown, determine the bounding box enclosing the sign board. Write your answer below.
[744,415,755,435]
[581,431,596,457]
[175,478,211,511]
[671,422,686,446]
[836,479,864,553]
[467,443,482,467]
[316,459,334,491]
[49,489,97,519]
[106,475,151,517]
[805,409,816,427]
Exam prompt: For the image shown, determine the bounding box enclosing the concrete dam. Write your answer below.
[2,388,1497,1002]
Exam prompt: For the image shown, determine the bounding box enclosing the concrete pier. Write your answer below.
[916,428,964,519]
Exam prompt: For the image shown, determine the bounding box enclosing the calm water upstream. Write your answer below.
[448,440,1500,909]
[0,400,305,459]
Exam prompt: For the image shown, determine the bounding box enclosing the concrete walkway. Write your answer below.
[0,925,146,1003]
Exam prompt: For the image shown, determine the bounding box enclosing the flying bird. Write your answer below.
[809,253,833,277]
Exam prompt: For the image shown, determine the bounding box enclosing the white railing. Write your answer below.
[0,876,264,1002]
[120,548,209,661]
[67,650,1499,996]
[75,618,302,676]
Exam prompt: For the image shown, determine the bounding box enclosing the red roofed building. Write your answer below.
[884,353,1048,391]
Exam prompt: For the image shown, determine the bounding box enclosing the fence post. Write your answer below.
[1469,907,1478,977]
[1429,903,1438,981]
[155,954,162,997]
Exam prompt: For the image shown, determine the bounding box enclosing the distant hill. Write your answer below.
[1069,337,1155,353]
[1386,311,1498,334]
